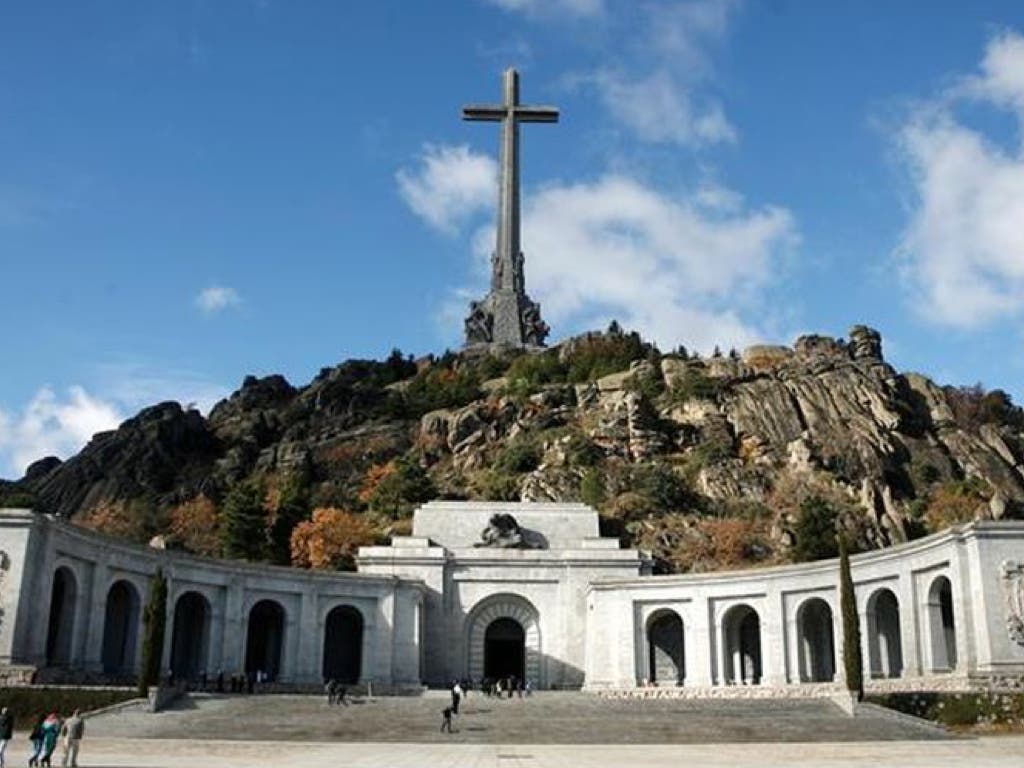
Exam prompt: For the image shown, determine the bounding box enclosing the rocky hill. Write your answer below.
[5,325,1023,573]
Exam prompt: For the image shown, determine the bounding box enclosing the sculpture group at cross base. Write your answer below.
[464,296,549,347]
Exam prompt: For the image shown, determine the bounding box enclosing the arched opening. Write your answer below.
[101,580,141,675]
[867,588,903,679]
[797,598,835,683]
[723,604,761,685]
[465,594,542,688]
[647,610,685,685]
[170,592,210,681]
[245,600,285,680]
[927,576,957,672]
[45,567,78,666]
[484,617,525,681]
[322,605,362,684]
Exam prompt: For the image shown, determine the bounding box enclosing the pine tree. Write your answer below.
[838,534,863,700]
[268,471,311,565]
[220,478,267,560]
[138,569,167,697]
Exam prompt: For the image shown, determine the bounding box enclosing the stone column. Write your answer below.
[217,579,244,675]
[296,588,320,684]
[898,574,920,677]
[82,561,109,673]
[761,588,786,686]
[687,595,714,687]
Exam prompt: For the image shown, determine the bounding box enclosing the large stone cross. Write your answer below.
[462,68,557,347]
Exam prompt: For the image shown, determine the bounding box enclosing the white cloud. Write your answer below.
[196,285,241,314]
[0,387,123,478]
[895,30,1024,329]
[399,145,797,352]
[484,0,604,19]
[395,144,497,235]
[0,366,231,478]
[587,69,736,147]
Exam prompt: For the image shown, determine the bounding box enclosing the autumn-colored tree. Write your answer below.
[167,495,221,557]
[924,479,989,532]
[76,499,158,542]
[289,508,376,571]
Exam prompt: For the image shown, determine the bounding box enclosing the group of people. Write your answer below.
[170,668,273,695]
[0,707,85,768]
[441,676,532,733]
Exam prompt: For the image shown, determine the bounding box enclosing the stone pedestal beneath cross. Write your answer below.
[462,68,555,348]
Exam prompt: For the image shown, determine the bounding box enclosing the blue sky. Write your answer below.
[2,0,1024,478]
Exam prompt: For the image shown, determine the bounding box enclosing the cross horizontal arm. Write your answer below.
[462,105,505,121]
[513,106,559,123]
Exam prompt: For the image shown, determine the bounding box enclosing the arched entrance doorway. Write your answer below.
[927,576,957,671]
[647,610,685,685]
[797,598,835,682]
[245,600,286,680]
[101,580,141,675]
[322,605,362,684]
[466,595,541,687]
[45,567,78,666]
[867,588,903,679]
[170,591,210,680]
[484,617,525,681]
[722,604,761,685]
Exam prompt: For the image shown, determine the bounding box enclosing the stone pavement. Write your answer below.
[58,735,1024,767]
[87,691,948,743]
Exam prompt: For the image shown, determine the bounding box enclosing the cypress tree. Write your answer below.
[838,534,863,700]
[221,478,268,560]
[138,569,168,697]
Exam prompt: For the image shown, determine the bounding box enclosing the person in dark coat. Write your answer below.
[440,706,455,733]
[28,715,45,767]
[0,706,13,768]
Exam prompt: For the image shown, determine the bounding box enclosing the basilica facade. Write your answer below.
[1,502,1023,695]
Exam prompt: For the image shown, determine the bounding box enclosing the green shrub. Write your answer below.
[627,464,693,512]
[478,470,521,501]
[792,496,840,562]
[504,353,567,391]
[580,468,606,508]
[564,331,653,383]
[365,457,436,519]
[668,368,722,402]
[870,691,1024,729]
[0,687,138,721]
[565,433,602,468]
[494,438,542,474]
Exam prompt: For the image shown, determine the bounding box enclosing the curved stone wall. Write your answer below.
[0,510,425,690]
[584,521,1024,693]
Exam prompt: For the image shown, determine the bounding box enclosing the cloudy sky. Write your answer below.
[2,1,1024,478]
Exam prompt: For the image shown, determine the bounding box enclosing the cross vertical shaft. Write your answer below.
[462,68,558,347]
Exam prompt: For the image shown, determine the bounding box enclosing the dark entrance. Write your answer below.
[648,611,684,685]
[322,605,362,684]
[170,592,210,680]
[245,600,285,679]
[101,580,140,674]
[45,567,77,666]
[484,617,525,681]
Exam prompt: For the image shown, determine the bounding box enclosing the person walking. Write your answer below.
[451,680,462,715]
[39,713,60,768]
[59,709,84,768]
[0,706,13,768]
[336,685,348,706]
[440,706,455,734]
[324,678,337,705]
[28,715,44,767]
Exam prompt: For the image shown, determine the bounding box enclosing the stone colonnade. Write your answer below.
[0,511,424,689]
[584,522,1024,691]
